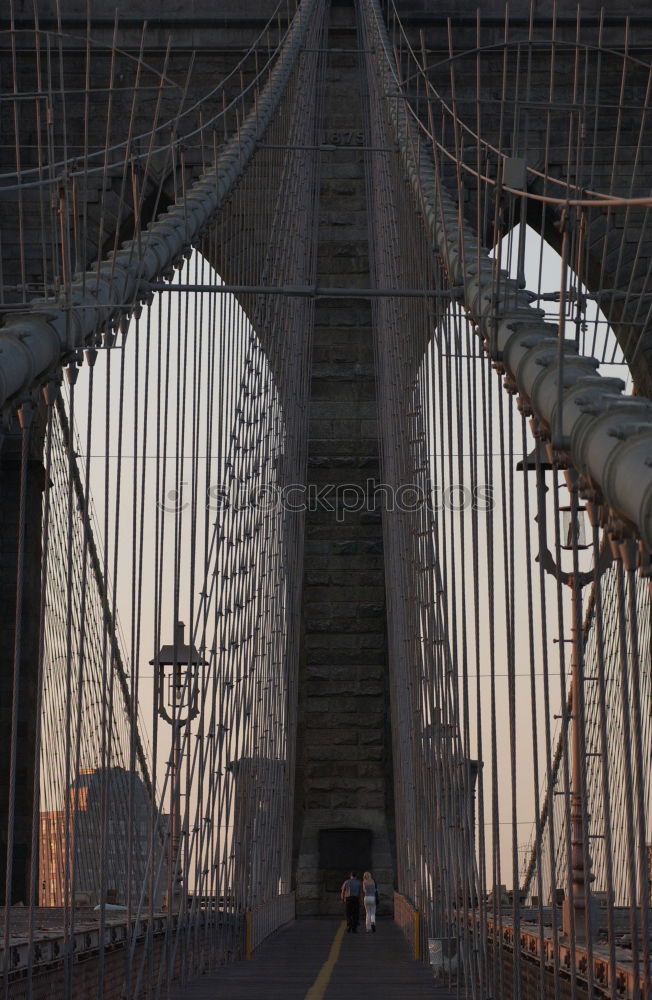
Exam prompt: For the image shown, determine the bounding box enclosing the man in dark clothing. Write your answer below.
[340,871,362,933]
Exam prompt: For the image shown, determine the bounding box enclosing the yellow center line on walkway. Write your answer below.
[304,921,347,1000]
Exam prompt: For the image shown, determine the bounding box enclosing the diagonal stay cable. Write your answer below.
[53,392,154,803]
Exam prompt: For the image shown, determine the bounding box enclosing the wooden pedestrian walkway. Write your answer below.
[169,918,454,999]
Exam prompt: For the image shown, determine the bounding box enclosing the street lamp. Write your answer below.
[526,440,610,942]
[150,621,205,912]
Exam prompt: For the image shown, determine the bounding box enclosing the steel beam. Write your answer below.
[146,282,463,297]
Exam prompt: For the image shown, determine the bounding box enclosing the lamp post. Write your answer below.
[150,621,205,912]
[525,443,610,942]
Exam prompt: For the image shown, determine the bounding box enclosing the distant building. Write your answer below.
[421,713,481,903]
[39,766,165,907]
[230,756,288,908]
[39,811,68,907]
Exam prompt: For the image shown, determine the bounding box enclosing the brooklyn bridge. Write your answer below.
[1,0,651,996]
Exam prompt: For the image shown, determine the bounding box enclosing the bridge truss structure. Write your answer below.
[1,0,652,998]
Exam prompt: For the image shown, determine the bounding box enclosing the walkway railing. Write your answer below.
[467,910,643,1000]
[393,892,421,961]
[245,893,296,958]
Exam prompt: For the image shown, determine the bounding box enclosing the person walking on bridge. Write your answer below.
[362,871,378,933]
[340,871,362,933]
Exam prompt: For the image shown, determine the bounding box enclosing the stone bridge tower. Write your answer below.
[1,0,650,913]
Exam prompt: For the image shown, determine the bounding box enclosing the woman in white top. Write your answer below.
[362,870,377,932]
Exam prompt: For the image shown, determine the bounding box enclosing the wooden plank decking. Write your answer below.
[169,918,454,999]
